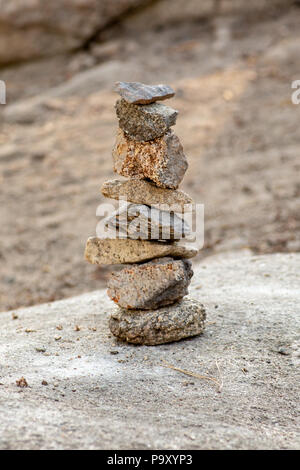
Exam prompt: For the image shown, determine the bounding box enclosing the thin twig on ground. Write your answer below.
[162,359,223,393]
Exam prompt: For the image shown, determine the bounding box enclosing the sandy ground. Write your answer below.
[0,5,300,311]
[0,253,299,450]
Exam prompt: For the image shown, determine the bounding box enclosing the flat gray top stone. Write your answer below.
[0,252,299,450]
[114,81,175,104]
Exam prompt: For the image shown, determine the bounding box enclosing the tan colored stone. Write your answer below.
[101,179,193,211]
[85,237,198,265]
[113,129,188,189]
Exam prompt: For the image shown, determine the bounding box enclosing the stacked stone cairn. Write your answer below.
[85,81,206,345]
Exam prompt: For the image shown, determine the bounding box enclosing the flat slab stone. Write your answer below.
[104,203,190,241]
[115,98,178,141]
[101,179,193,211]
[0,253,299,449]
[107,257,193,309]
[113,129,188,189]
[109,297,205,345]
[85,237,198,265]
[114,81,175,104]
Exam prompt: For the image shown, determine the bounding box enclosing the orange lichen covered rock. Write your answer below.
[112,129,188,189]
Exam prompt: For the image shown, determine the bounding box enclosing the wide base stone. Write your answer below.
[109,297,206,345]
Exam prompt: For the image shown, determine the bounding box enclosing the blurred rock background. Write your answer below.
[0,0,299,311]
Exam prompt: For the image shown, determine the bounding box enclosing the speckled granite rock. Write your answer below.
[115,98,178,141]
[114,81,175,104]
[101,179,193,211]
[85,237,198,265]
[104,203,190,241]
[109,297,206,345]
[107,257,193,309]
[113,129,188,189]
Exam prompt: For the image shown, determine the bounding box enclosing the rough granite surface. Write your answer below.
[107,257,193,310]
[115,98,178,141]
[85,237,198,265]
[113,129,188,189]
[114,81,175,104]
[101,179,193,211]
[0,253,299,450]
[109,297,205,345]
[104,203,190,241]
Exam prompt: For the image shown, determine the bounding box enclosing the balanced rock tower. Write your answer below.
[85,82,206,345]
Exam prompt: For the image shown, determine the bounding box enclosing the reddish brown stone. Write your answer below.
[113,129,188,189]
